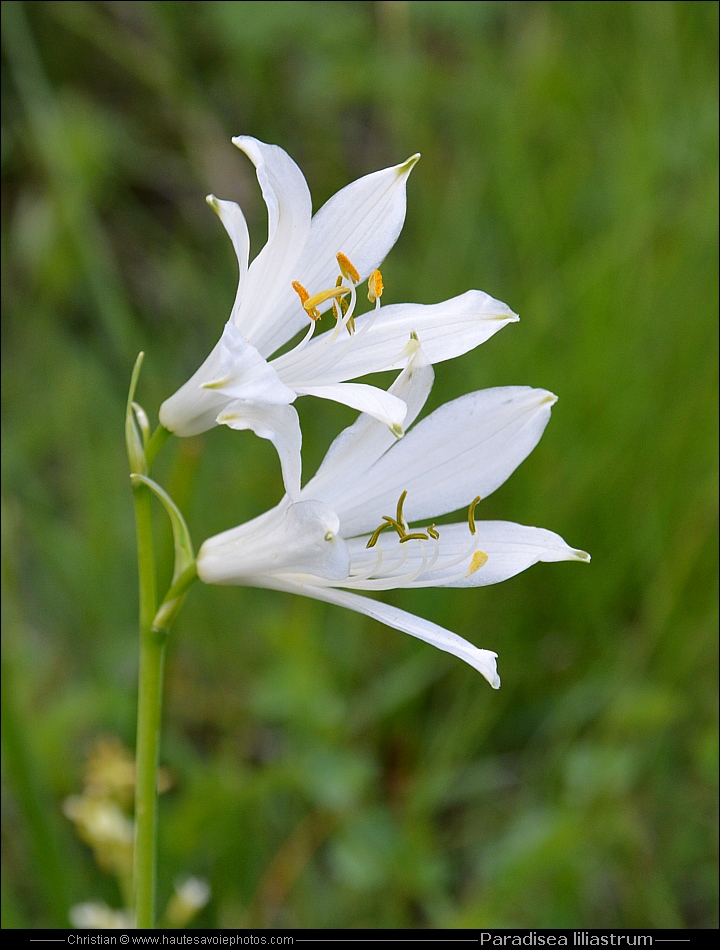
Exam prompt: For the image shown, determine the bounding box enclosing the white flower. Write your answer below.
[196,347,589,688]
[159,137,518,499]
[70,902,134,929]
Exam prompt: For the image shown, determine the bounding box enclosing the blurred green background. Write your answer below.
[2,0,717,930]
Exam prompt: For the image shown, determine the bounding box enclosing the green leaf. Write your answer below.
[130,474,194,582]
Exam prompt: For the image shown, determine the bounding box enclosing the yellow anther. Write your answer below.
[427,524,439,540]
[366,522,392,549]
[292,280,310,304]
[467,495,482,535]
[368,269,384,303]
[332,277,355,334]
[466,550,488,576]
[305,285,350,311]
[336,252,360,284]
[292,280,320,320]
[294,282,352,322]
[400,532,430,543]
[332,276,342,320]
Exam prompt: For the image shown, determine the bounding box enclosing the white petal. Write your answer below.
[159,323,295,437]
[337,387,557,535]
[202,322,296,404]
[217,401,303,501]
[275,290,518,386]
[197,500,350,583]
[159,350,230,437]
[295,154,419,303]
[251,578,500,689]
[442,521,590,587]
[302,342,434,504]
[206,195,250,324]
[249,154,419,358]
[345,521,590,588]
[230,137,312,348]
[294,382,408,432]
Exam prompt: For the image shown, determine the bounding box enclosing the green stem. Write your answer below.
[146,424,171,470]
[132,480,164,928]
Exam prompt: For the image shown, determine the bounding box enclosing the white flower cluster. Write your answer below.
[158,137,589,688]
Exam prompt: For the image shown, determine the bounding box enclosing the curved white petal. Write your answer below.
[159,356,229,437]
[294,382,408,433]
[202,323,296,404]
[160,322,295,437]
[217,401,303,501]
[197,501,350,584]
[337,387,557,535]
[295,154,420,303]
[249,154,420,358]
[206,195,250,323]
[345,521,590,589]
[231,137,312,347]
[251,577,501,688]
[303,343,434,502]
[274,290,518,386]
[441,521,590,587]
[155,329,233,434]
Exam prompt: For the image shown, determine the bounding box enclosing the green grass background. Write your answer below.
[2,0,717,929]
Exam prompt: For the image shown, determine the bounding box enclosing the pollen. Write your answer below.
[467,495,482,535]
[426,524,439,540]
[336,253,360,284]
[291,280,310,305]
[466,550,488,576]
[292,280,321,321]
[367,269,384,303]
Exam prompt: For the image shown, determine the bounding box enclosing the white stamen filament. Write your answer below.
[352,300,381,342]
[345,537,410,589]
[286,315,318,357]
[424,533,442,574]
[398,536,482,588]
[341,542,385,585]
[334,530,482,591]
[338,528,438,591]
[348,537,429,591]
[330,282,357,342]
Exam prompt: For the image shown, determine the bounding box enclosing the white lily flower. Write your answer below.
[196,347,589,688]
[159,137,518,499]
